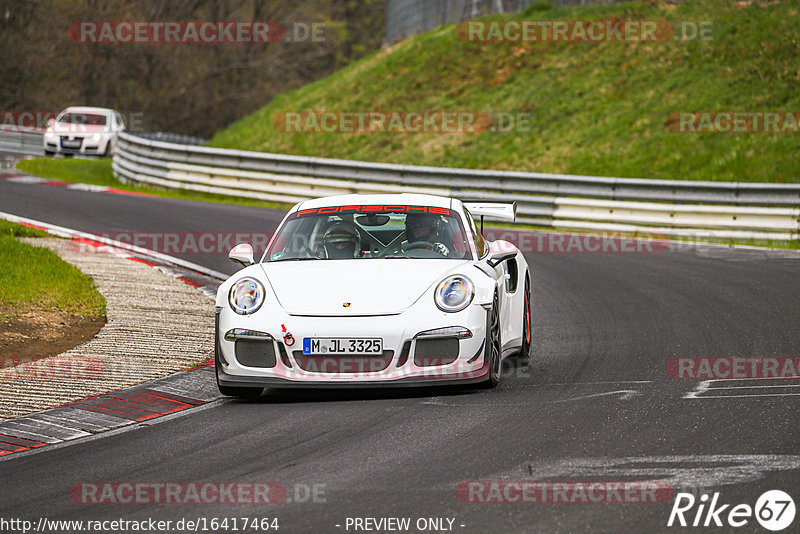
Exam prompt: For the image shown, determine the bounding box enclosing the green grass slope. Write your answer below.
[0,221,106,319]
[210,0,800,182]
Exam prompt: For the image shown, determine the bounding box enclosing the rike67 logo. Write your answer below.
[668,490,795,531]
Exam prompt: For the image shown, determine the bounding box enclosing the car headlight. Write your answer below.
[434,275,474,313]
[45,131,55,138]
[228,278,265,315]
[92,133,102,142]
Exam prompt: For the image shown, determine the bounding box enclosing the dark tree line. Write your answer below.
[0,0,384,136]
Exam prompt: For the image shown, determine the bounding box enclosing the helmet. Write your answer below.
[323,223,359,259]
[405,213,440,242]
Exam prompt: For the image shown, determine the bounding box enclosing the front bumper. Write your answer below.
[216,303,491,388]
[44,136,109,155]
[216,358,491,388]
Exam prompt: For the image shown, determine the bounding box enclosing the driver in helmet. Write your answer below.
[322,223,360,259]
[404,213,450,257]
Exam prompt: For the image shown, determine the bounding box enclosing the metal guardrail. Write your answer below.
[0,128,206,157]
[0,128,44,156]
[135,131,209,146]
[113,131,799,240]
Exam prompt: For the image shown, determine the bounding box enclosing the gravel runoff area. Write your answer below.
[0,238,214,420]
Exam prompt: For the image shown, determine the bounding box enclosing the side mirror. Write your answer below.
[46,118,55,129]
[486,251,516,268]
[229,243,254,267]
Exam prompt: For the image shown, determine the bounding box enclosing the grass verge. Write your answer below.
[0,219,50,238]
[0,220,106,320]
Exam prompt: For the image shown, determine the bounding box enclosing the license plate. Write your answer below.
[302,337,382,355]
[61,138,81,148]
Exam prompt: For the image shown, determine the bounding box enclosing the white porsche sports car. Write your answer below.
[215,193,531,397]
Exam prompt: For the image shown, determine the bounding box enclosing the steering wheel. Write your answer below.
[404,241,449,257]
[405,241,437,251]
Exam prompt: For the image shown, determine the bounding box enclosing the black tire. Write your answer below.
[481,291,502,388]
[44,150,55,157]
[218,384,263,399]
[513,273,531,366]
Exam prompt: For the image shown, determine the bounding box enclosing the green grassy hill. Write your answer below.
[210,0,800,183]
[0,220,105,319]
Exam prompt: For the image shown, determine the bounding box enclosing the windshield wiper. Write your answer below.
[272,256,323,262]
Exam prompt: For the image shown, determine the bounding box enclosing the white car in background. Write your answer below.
[215,193,532,398]
[43,106,125,157]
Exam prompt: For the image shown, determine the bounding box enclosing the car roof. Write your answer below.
[296,193,455,212]
[60,107,116,115]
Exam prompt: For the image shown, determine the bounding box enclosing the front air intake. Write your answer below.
[235,340,277,368]
[414,338,459,367]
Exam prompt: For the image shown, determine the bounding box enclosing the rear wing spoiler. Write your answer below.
[462,201,517,222]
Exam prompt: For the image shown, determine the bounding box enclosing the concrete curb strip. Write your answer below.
[0,238,214,421]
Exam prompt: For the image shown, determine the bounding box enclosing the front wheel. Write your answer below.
[481,291,502,388]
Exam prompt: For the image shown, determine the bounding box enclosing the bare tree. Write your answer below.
[0,0,384,136]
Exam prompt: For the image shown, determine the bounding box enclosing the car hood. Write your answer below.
[259,259,472,316]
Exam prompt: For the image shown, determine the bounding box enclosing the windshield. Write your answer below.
[58,113,107,126]
[265,205,473,261]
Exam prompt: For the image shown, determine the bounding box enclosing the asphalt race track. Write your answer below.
[1,168,800,533]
